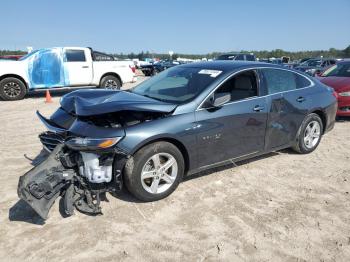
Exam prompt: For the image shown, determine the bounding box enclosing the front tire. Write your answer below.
[292,113,323,154]
[0,77,27,101]
[124,142,185,202]
[99,75,121,90]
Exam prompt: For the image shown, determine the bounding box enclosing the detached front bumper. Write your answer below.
[17,145,74,219]
[18,142,128,220]
[22,110,129,219]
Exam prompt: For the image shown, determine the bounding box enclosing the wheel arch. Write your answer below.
[309,109,327,133]
[0,74,28,90]
[99,72,122,87]
[127,136,190,174]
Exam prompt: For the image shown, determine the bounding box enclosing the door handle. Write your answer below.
[82,66,89,68]
[253,105,264,112]
[296,96,306,103]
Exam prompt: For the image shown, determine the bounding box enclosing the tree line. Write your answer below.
[113,45,350,61]
[1,45,349,61]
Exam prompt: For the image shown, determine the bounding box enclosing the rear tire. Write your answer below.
[99,75,121,90]
[0,77,27,101]
[292,113,323,154]
[124,142,185,202]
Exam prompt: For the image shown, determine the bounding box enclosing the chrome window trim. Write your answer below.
[196,66,315,111]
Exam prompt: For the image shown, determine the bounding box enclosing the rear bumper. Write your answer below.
[324,100,337,134]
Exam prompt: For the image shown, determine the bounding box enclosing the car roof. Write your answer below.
[180,60,281,72]
[219,53,254,55]
[308,58,335,61]
[337,60,350,64]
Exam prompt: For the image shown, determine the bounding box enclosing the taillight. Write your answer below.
[129,65,136,73]
[332,90,338,99]
[327,87,338,99]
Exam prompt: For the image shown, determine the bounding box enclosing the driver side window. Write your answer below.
[214,70,258,103]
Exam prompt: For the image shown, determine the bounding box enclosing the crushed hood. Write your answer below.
[60,89,177,116]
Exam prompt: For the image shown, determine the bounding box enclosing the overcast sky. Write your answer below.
[1,0,349,53]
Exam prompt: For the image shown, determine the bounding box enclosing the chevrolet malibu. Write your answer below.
[18,61,337,219]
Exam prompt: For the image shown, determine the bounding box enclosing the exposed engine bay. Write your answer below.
[17,89,177,219]
[18,144,127,219]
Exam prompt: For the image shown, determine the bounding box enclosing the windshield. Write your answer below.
[19,50,39,61]
[321,63,350,77]
[301,59,321,67]
[131,66,222,104]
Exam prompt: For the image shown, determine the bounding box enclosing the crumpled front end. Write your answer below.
[18,143,126,220]
[18,89,175,219]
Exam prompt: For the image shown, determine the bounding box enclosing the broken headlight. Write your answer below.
[65,137,122,151]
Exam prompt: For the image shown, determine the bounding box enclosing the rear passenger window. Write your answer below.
[65,50,86,62]
[261,68,310,94]
[295,74,312,89]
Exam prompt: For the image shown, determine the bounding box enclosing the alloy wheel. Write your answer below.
[104,79,119,89]
[3,82,21,98]
[141,153,178,194]
[303,120,321,149]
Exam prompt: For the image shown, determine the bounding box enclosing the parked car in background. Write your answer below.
[140,60,181,76]
[299,58,312,64]
[259,57,295,69]
[0,55,23,61]
[0,47,136,101]
[216,53,256,61]
[294,58,336,76]
[270,58,284,65]
[258,58,270,63]
[18,61,337,219]
[318,60,350,116]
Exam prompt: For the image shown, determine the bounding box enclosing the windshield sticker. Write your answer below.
[198,69,222,78]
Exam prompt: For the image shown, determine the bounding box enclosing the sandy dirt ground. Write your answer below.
[0,77,350,261]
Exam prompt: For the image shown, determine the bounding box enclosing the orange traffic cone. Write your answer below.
[45,90,52,103]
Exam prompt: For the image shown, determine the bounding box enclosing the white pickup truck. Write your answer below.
[0,47,137,100]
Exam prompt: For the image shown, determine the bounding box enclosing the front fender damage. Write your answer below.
[17,144,127,220]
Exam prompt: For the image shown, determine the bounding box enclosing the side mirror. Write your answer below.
[208,92,231,107]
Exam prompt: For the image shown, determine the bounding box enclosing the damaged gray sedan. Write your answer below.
[18,61,337,219]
